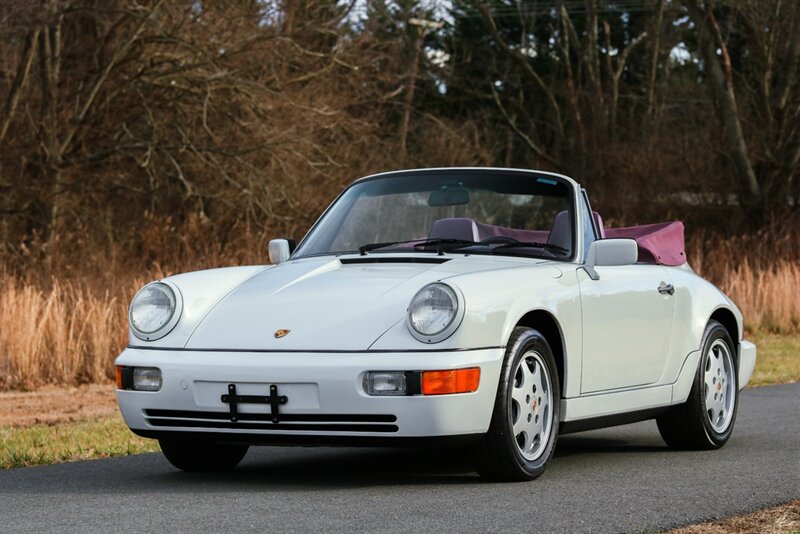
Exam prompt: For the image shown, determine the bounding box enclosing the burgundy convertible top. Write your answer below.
[604,221,686,266]
[425,214,687,266]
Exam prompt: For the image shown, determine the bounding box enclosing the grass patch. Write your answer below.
[667,499,800,533]
[0,414,158,469]
[748,330,800,387]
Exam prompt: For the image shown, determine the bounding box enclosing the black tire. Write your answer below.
[657,320,739,450]
[472,327,561,481]
[158,438,249,472]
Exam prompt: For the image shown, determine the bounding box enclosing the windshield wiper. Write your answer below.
[358,238,477,255]
[492,241,570,255]
[357,238,568,257]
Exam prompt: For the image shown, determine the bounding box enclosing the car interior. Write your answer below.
[427,212,686,266]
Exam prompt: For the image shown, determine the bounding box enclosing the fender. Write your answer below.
[128,265,269,348]
[658,267,744,387]
[443,264,581,398]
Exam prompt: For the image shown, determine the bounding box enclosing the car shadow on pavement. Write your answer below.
[141,430,669,489]
[554,434,670,458]
[150,446,481,488]
[0,428,675,494]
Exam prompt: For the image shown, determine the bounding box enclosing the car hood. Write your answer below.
[184,255,543,351]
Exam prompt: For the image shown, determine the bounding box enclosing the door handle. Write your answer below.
[658,282,675,295]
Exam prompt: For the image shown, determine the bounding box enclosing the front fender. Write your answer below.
[127,265,270,348]
[369,264,583,397]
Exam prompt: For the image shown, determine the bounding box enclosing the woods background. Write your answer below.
[0,0,797,389]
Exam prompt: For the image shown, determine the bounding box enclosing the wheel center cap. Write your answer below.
[716,381,722,391]
[531,398,537,411]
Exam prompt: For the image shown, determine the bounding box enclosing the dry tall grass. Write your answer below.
[0,239,797,390]
[0,278,140,390]
[717,261,800,333]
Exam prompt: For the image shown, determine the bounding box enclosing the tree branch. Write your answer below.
[0,27,40,143]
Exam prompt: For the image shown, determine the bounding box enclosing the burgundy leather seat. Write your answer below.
[428,218,480,242]
[592,212,606,238]
[547,211,572,251]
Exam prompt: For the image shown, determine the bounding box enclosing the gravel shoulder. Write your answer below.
[0,384,117,427]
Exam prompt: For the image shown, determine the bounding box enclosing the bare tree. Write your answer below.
[687,0,761,205]
[687,0,799,213]
[0,0,403,254]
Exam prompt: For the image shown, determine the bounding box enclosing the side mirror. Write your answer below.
[583,238,638,280]
[268,239,292,265]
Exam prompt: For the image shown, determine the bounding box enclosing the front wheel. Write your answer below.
[158,438,249,472]
[472,327,560,481]
[657,320,738,450]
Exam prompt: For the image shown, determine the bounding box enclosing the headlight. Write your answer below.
[129,282,181,341]
[407,282,464,343]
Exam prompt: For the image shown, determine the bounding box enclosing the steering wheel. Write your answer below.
[479,236,520,245]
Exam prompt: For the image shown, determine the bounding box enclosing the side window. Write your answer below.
[580,193,597,259]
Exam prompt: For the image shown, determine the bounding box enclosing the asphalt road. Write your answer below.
[1,384,797,533]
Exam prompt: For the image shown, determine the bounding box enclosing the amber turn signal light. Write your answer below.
[421,367,480,395]
[115,365,124,389]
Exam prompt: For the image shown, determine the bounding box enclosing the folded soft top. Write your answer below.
[425,215,687,266]
[604,221,686,266]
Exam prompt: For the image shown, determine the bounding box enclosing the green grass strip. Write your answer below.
[0,414,158,469]
[748,330,800,387]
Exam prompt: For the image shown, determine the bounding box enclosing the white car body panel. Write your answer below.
[117,167,756,442]
[561,384,672,421]
[577,264,675,393]
[185,255,544,351]
[129,265,268,348]
[738,341,757,389]
[117,347,504,437]
[670,350,702,404]
[665,269,744,368]
[369,261,584,397]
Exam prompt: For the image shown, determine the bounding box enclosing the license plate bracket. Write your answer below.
[220,384,288,423]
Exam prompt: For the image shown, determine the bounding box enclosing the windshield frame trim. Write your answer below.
[291,168,581,264]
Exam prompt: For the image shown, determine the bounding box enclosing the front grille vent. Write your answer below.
[144,409,398,433]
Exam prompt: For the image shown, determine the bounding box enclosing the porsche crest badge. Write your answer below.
[274,329,291,339]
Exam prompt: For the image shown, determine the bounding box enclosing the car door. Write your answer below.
[578,264,675,393]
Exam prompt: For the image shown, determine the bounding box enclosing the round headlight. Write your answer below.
[129,283,179,340]
[407,283,463,343]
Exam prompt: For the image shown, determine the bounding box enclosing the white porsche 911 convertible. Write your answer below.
[116,168,756,481]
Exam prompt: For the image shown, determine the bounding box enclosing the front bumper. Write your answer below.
[115,347,504,440]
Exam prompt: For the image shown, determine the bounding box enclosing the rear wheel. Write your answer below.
[472,327,560,481]
[158,438,248,472]
[657,320,738,450]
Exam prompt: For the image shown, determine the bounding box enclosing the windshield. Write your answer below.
[293,170,575,261]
